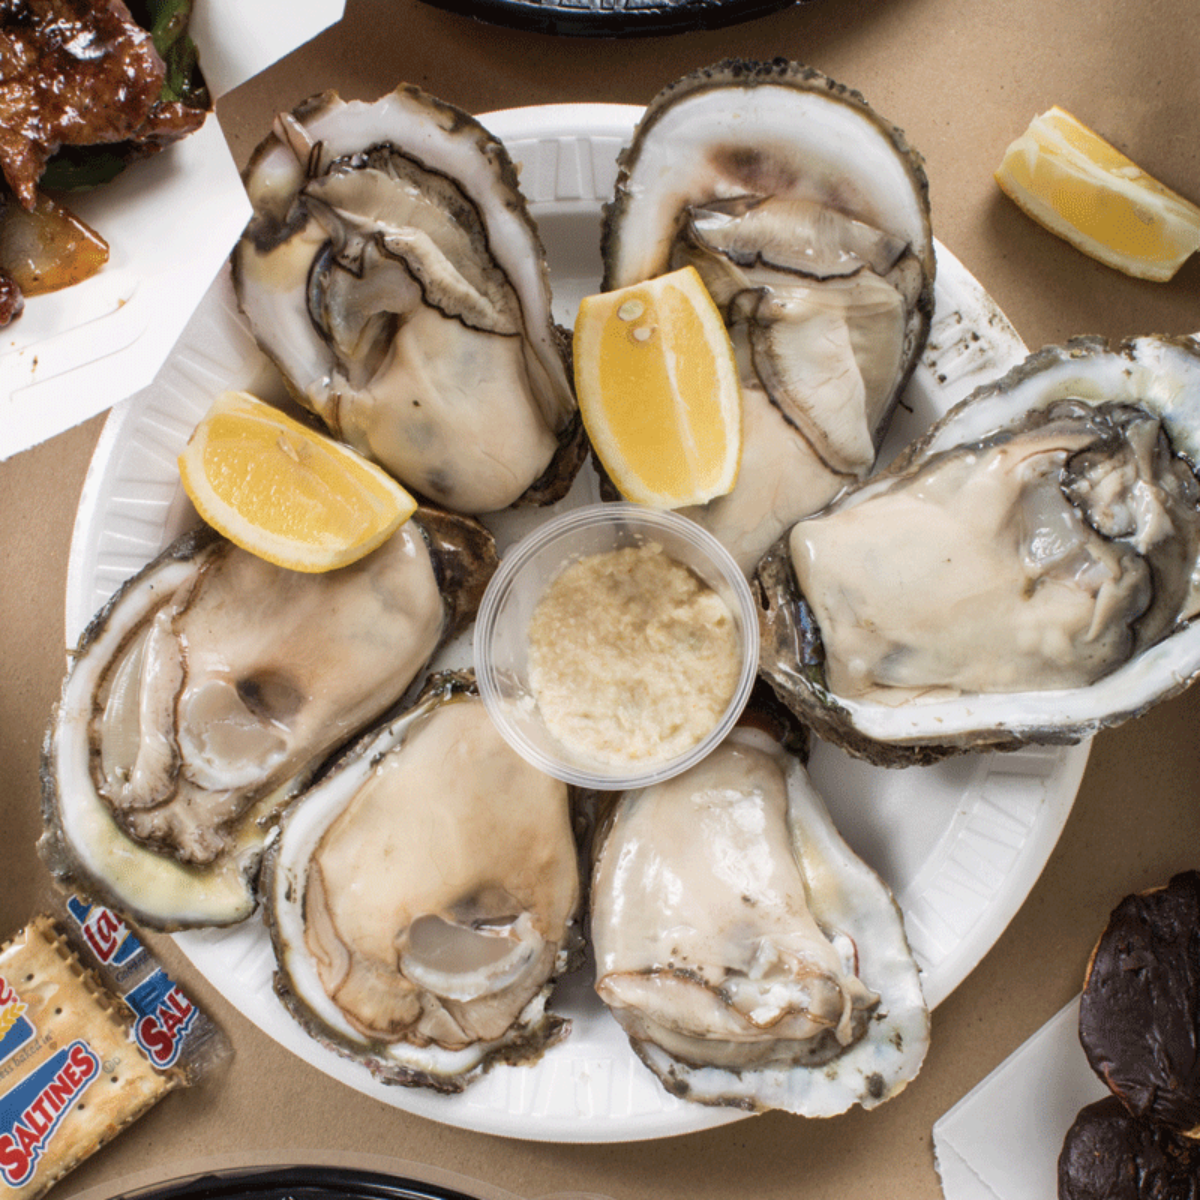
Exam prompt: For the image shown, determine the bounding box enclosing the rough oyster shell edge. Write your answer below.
[754,333,1200,768]
[39,511,499,931]
[599,57,937,457]
[590,724,930,1115]
[260,670,584,1094]
[231,84,585,517]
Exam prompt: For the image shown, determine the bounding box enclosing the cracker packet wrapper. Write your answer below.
[0,899,230,1200]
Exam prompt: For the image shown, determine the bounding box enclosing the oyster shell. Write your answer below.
[232,85,582,516]
[756,334,1200,767]
[601,59,935,571]
[590,718,928,1114]
[262,671,582,1092]
[40,510,498,930]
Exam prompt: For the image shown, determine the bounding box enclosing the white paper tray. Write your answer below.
[0,0,345,460]
[933,998,1108,1199]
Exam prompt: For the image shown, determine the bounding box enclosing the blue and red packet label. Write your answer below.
[60,892,230,1080]
[0,914,175,1200]
[125,971,198,1070]
[64,898,142,978]
[0,905,228,1199]
[0,1041,100,1189]
[0,981,35,1069]
[61,897,220,1078]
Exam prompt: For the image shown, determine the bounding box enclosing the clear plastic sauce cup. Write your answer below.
[473,503,759,790]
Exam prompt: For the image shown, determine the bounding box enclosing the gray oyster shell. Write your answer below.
[601,59,935,572]
[755,334,1200,767]
[40,510,498,930]
[262,670,583,1093]
[589,715,928,1114]
[232,85,584,517]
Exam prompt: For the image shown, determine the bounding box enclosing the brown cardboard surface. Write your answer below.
[2,0,1199,1196]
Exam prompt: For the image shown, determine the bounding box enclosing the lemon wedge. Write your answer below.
[573,266,743,510]
[179,391,417,573]
[995,106,1200,281]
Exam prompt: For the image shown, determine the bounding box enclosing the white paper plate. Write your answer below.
[64,104,1091,1143]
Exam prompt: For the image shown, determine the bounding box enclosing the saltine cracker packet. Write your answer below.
[0,899,229,1199]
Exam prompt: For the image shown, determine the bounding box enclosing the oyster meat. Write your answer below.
[756,334,1200,766]
[263,672,582,1092]
[601,59,935,571]
[233,85,581,516]
[41,510,498,929]
[590,719,928,1114]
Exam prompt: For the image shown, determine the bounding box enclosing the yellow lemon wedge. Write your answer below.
[573,265,743,509]
[995,106,1200,282]
[178,390,417,573]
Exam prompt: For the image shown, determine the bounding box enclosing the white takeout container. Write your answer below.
[0,0,346,460]
[474,502,760,790]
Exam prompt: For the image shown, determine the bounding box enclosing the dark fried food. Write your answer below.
[1079,870,1200,1137]
[0,265,23,324]
[1059,1095,1200,1200]
[0,0,206,209]
[0,0,205,319]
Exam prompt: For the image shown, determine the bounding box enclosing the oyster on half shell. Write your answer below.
[755,334,1200,767]
[590,714,928,1114]
[262,671,582,1092]
[40,510,498,930]
[601,60,935,571]
[233,85,582,516]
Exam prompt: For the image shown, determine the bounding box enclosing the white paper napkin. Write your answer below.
[932,998,1109,1199]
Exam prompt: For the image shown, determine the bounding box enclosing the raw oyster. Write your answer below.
[232,85,582,516]
[756,334,1200,767]
[590,713,928,1114]
[601,59,935,571]
[262,671,582,1092]
[40,510,498,930]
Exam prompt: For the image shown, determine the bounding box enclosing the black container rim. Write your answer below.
[416,0,807,38]
[109,1166,497,1200]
